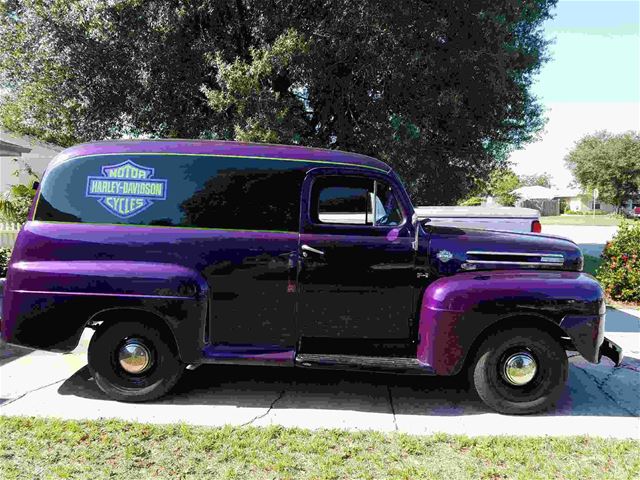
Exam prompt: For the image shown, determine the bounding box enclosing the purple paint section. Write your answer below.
[418,270,605,374]
[428,226,583,276]
[10,290,193,300]
[47,140,390,173]
[1,220,299,355]
[9,260,207,297]
[424,270,602,312]
[202,344,295,364]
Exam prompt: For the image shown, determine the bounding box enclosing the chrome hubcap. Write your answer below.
[118,340,152,374]
[502,352,537,386]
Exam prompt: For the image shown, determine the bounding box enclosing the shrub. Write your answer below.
[564,209,611,216]
[0,247,12,277]
[597,221,640,302]
[459,196,483,206]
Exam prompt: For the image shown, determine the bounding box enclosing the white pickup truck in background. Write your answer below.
[415,206,542,233]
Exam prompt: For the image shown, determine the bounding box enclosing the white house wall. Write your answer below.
[0,131,61,192]
[567,196,616,213]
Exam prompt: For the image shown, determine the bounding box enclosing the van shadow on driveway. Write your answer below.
[57,305,640,421]
[54,308,639,420]
[56,352,639,421]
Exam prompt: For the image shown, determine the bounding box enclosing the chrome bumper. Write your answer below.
[599,337,623,366]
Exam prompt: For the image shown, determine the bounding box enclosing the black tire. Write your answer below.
[88,320,184,402]
[472,327,568,415]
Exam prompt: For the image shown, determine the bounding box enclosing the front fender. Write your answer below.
[1,261,208,362]
[417,270,606,375]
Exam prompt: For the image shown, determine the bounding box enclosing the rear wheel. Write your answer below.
[88,320,184,402]
[472,327,568,415]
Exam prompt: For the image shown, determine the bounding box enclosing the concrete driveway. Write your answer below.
[1,307,638,438]
[542,225,618,257]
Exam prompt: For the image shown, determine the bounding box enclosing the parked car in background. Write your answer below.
[624,204,640,219]
[0,140,621,415]
[415,206,542,233]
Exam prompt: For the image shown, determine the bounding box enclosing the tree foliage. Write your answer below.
[460,167,523,206]
[519,172,552,188]
[0,158,39,222]
[487,168,521,206]
[566,131,640,209]
[0,0,555,204]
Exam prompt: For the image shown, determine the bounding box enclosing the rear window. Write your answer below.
[35,154,306,232]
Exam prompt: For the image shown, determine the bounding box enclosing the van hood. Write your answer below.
[425,225,583,277]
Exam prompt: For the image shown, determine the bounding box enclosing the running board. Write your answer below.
[295,353,434,375]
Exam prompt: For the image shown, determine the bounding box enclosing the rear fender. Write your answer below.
[417,270,606,375]
[1,261,208,363]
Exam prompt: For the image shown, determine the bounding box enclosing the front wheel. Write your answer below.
[88,320,184,402]
[472,327,568,415]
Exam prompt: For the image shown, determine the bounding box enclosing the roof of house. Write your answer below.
[49,139,392,173]
[0,140,32,156]
[0,130,63,154]
[554,188,583,198]
[512,185,557,200]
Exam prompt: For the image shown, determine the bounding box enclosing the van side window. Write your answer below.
[181,168,304,231]
[315,177,373,225]
[35,155,305,232]
[311,176,403,226]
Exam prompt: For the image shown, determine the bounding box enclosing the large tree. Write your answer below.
[0,0,555,204]
[565,131,640,210]
[519,172,552,188]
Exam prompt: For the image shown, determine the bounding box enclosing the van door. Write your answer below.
[297,168,418,353]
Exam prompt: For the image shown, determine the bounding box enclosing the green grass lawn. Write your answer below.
[542,215,624,226]
[0,417,638,479]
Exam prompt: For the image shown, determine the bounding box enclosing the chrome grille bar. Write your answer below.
[466,250,565,265]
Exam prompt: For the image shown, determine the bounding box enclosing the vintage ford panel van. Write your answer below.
[0,140,622,414]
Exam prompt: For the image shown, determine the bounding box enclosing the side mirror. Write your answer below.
[32,181,40,191]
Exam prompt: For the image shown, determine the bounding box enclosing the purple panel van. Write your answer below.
[0,140,622,414]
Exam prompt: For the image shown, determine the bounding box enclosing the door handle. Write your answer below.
[301,244,325,256]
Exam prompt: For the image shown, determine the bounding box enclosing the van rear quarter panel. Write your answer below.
[2,222,299,362]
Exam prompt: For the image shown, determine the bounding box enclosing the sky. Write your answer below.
[509,0,640,190]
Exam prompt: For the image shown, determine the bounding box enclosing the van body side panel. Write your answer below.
[417,270,606,375]
[1,151,312,359]
[2,221,298,359]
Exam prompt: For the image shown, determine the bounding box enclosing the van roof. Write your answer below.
[49,139,391,173]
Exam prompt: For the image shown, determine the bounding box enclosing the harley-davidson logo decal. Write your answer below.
[436,250,453,263]
[86,160,167,218]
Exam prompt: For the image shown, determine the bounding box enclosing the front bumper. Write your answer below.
[599,337,623,366]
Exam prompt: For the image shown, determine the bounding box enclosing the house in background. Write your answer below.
[554,188,616,213]
[512,186,559,216]
[511,185,619,215]
[0,130,62,193]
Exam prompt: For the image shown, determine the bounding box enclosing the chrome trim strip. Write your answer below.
[466,251,564,258]
[301,244,325,256]
[466,260,564,266]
